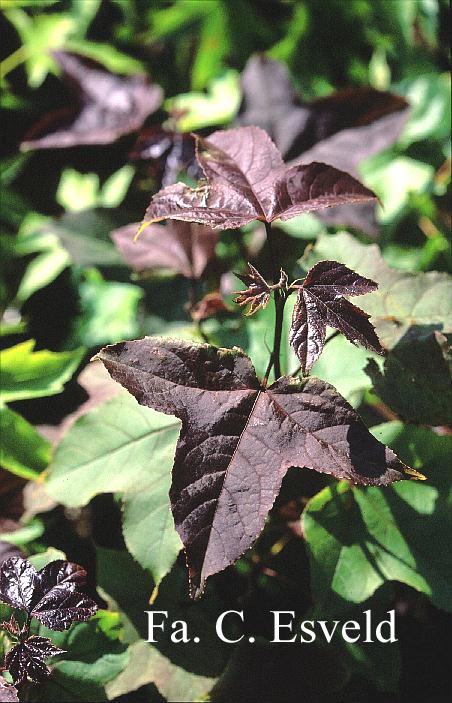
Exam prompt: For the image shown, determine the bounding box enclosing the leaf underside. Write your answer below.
[97,337,413,598]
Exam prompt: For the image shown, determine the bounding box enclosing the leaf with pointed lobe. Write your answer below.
[290,261,384,372]
[236,55,409,166]
[0,557,97,631]
[5,636,64,686]
[112,220,218,280]
[0,557,39,612]
[140,126,377,231]
[30,587,97,631]
[96,337,416,598]
[21,51,163,150]
[234,264,287,316]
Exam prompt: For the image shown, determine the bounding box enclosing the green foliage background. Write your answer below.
[1,1,451,701]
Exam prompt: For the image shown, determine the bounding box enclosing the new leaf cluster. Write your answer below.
[0,558,97,687]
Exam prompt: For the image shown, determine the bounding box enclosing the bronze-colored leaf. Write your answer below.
[140,126,377,231]
[112,220,217,280]
[290,260,384,372]
[190,292,229,322]
[96,337,416,598]
[234,264,287,316]
[21,52,163,150]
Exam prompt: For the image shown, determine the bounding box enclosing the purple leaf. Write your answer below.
[0,557,97,631]
[0,615,20,638]
[235,55,409,234]
[130,128,201,187]
[0,557,38,612]
[31,586,97,631]
[234,264,287,316]
[290,260,384,372]
[112,220,218,279]
[236,55,409,166]
[96,337,416,598]
[4,636,64,686]
[21,52,163,150]
[140,126,377,231]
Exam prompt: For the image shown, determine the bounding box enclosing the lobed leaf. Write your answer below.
[0,557,97,631]
[140,126,377,231]
[303,232,452,349]
[21,51,162,150]
[96,337,416,597]
[5,636,64,686]
[290,260,384,372]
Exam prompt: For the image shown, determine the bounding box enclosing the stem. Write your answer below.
[263,222,285,383]
[1,46,28,78]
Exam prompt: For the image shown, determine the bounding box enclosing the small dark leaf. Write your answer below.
[234,264,287,316]
[0,557,97,631]
[190,291,229,322]
[130,128,201,186]
[97,338,417,598]
[21,52,163,150]
[236,55,409,165]
[4,636,64,686]
[290,260,384,372]
[140,126,377,231]
[0,557,39,612]
[1,615,20,638]
[112,220,218,279]
[31,586,97,631]
[0,675,19,702]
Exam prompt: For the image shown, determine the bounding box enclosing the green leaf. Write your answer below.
[360,155,434,222]
[397,72,451,147]
[0,340,84,403]
[67,275,144,348]
[47,393,182,585]
[56,167,134,213]
[311,334,378,407]
[56,170,100,212]
[0,405,51,479]
[105,640,215,702]
[29,548,67,570]
[35,620,129,702]
[166,69,241,131]
[303,422,452,614]
[302,232,452,349]
[0,518,45,546]
[366,330,452,425]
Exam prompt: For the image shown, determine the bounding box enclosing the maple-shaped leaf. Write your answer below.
[290,261,384,372]
[5,636,64,686]
[111,220,218,280]
[236,55,409,166]
[21,52,163,150]
[234,264,287,316]
[130,128,201,187]
[234,55,408,234]
[139,126,377,231]
[96,337,418,598]
[0,557,97,631]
